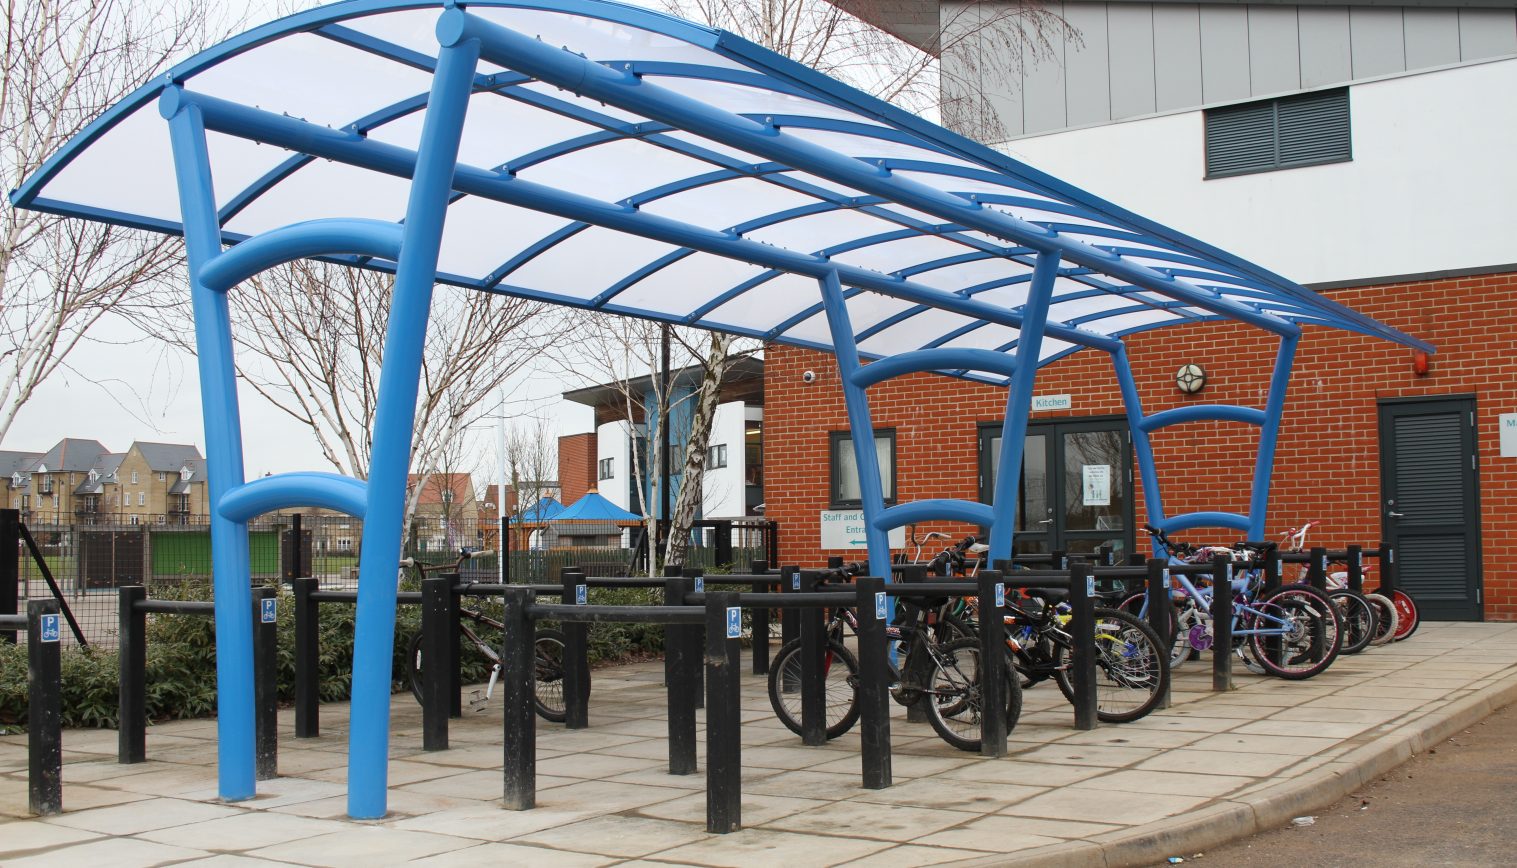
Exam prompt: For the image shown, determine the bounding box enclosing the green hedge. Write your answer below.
[0,583,666,734]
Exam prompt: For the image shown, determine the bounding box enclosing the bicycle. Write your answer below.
[1276,521,1398,652]
[1123,525,1344,680]
[401,549,575,722]
[766,562,1022,752]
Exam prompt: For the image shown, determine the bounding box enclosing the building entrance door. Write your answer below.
[1378,397,1484,620]
[979,418,1133,558]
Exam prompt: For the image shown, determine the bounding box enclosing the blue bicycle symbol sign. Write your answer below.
[725,606,742,639]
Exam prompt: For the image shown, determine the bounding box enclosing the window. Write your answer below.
[131,470,139,484]
[137,491,146,506]
[1205,88,1350,179]
[829,429,896,507]
[598,457,614,480]
[129,514,140,526]
[707,444,727,469]
[155,515,166,525]
[158,472,166,481]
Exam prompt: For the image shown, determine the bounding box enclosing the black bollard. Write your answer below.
[750,559,771,675]
[976,570,1008,757]
[1210,555,1234,692]
[1145,559,1173,710]
[561,568,590,729]
[705,591,742,834]
[798,570,826,746]
[292,577,320,738]
[1346,545,1364,594]
[1307,547,1328,593]
[1376,543,1397,598]
[28,598,62,815]
[501,588,536,810]
[684,567,706,710]
[1069,563,1098,730]
[855,576,892,789]
[253,586,279,779]
[421,576,451,750]
[779,565,799,667]
[663,567,697,776]
[118,585,147,764]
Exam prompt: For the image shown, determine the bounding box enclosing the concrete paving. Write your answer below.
[3,621,1517,867]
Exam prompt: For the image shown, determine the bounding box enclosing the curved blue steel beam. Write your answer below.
[872,499,996,532]
[850,348,1018,389]
[1157,512,1252,534]
[1138,404,1268,433]
[200,219,404,292]
[217,472,369,522]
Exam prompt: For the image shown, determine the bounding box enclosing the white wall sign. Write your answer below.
[1082,464,1111,506]
[1502,413,1517,458]
[1032,394,1072,411]
[820,510,907,549]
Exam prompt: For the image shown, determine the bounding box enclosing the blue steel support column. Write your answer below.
[817,271,892,581]
[346,30,481,820]
[1111,344,1165,554]
[160,93,256,801]
[1247,334,1299,539]
[988,251,1061,563]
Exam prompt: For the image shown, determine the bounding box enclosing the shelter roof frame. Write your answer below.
[12,0,1430,824]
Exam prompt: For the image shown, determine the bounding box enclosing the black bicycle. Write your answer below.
[766,562,1022,752]
[402,550,576,722]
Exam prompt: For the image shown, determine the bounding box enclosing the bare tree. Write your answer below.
[503,416,558,551]
[658,0,1074,143]
[0,0,228,440]
[143,260,550,515]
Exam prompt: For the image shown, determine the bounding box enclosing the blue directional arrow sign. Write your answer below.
[261,597,278,623]
[726,606,742,639]
[39,613,60,643]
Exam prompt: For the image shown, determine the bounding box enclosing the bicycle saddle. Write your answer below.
[1023,587,1068,604]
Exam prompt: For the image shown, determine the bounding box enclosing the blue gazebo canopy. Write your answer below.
[553,490,642,523]
[510,495,563,524]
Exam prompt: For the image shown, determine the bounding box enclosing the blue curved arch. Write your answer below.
[218,472,369,523]
[1156,512,1252,534]
[850,348,1018,389]
[1139,404,1268,432]
[872,499,996,532]
[200,219,403,292]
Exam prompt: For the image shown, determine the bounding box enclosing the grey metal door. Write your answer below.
[1378,397,1483,621]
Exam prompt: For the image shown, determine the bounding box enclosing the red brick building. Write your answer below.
[557,432,598,506]
[765,271,1517,621]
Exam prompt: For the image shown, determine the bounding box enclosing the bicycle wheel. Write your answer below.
[1246,586,1342,679]
[532,628,568,723]
[767,637,862,740]
[1391,590,1421,641]
[1366,593,1398,645]
[922,637,1022,753]
[1052,608,1170,723]
[1329,590,1377,655]
[406,632,426,705]
[1118,592,1187,672]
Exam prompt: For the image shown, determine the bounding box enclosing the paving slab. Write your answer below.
[3,622,1517,867]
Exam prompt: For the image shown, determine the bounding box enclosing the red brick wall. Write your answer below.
[764,271,1517,618]
[558,432,598,505]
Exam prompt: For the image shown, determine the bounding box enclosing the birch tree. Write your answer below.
[0,0,223,440]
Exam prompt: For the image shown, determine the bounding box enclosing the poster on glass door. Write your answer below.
[1082,464,1111,506]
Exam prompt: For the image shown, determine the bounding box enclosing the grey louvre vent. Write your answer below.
[1205,88,1351,179]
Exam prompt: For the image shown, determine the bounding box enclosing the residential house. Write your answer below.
[406,472,480,553]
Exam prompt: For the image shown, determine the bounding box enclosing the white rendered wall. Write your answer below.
[702,401,748,519]
[1001,58,1517,285]
[595,420,633,513]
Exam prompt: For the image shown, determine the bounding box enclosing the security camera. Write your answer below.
[802,370,816,383]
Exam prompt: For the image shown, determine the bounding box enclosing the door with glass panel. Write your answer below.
[978,418,1133,558]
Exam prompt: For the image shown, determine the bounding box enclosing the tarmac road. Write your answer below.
[1160,701,1517,866]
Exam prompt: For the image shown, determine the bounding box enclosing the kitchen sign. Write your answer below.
[1032,394,1072,411]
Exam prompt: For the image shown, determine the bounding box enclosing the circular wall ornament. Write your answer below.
[1175,364,1207,394]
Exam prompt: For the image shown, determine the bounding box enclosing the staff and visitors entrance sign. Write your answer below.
[1501,413,1517,457]
[821,510,907,549]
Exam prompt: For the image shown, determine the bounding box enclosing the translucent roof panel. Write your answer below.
[13,0,1432,382]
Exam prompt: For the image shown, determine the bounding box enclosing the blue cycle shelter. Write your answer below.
[13,0,1430,819]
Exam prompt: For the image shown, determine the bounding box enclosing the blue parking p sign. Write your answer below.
[995,583,1006,608]
[261,598,278,623]
[39,613,60,643]
[575,584,587,605]
[792,573,800,590]
[726,606,742,639]
[874,591,887,620]
[694,576,704,593]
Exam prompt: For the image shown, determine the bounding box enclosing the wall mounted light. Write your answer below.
[1175,363,1207,394]
[1412,351,1431,377]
